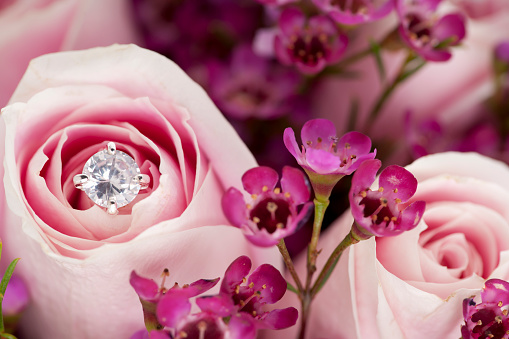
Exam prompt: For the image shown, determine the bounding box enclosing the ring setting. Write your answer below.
[73,142,150,215]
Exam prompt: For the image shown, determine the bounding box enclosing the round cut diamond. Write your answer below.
[82,149,141,208]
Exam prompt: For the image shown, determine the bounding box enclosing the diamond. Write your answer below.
[81,147,141,209]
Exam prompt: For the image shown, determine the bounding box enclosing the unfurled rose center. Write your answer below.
[249,196,291,234]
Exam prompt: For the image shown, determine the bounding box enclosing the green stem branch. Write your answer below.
[277,239,304,294]
[311,227,361,297]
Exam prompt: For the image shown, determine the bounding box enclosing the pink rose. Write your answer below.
[0,0,140,107]
[273,152,509,338]
[0,45,279,338]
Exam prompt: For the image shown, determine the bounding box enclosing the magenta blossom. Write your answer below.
[312,0,394,24]
[130,269,220,336]
[461,279,509,339]
[349,159,426,239]
[396,0,466,62]
[284,118,376,199]
[208,45,301,120]
[157,291,232,339]
[222,166,313,247]
[196,256,298,334]
[274,7,348,74]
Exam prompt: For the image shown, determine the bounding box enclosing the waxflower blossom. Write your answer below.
[396,0,466,62]
[461,279,509,339]
[208,45,301,120]
[196,256,298,333]
[349,159,426,239]
[312,0,394,25]
[130,269,220,335]
[222,166,313,247]
[274,7,348,74]
[284,118,376,199]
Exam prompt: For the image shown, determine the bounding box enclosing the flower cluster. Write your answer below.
[130,256,297,339]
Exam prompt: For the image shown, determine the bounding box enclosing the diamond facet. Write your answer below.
[81,148,141,209]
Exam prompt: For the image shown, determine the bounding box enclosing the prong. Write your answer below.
[73,174,89,190]
[133,174,150,190]
[107,142,116,155]
[107,197,118,215]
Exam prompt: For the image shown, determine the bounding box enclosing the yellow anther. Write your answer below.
[242,277,247,284]
[253,217,260,224]
[360,191,367,198]
[496,315,503,324]
[251,194,258,200]
[344,143,351,149]
[284,192,291,198]
[249,282,255,288]
[274,188,281,194]
[393,188,398,193]
[262,186,269,192]
[262,284,267,289]
[391,216,397,222]
[383,216,390,222]
[179,331,188,338]
[499,301,503,307]
[378,187,384,192]
[395,198,402,204]
[371,215,378,221]
[276,223,284,229]
[306,140,312,146]
[380,197,388,206]
[246,204,252,209]
[317,137,323,143]
[235,285,240,294]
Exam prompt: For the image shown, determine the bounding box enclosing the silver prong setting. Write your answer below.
[133,174,150,190]
[73,174,89,190]
[107,142,116,155]
[107,197,118,215]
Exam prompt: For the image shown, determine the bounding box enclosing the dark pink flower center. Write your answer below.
[470,307,509,339]
[406,13,432,43]
[225,84,270,110]
[289,34,329,67]
[250,197,291,234]
[178,316,225,339]
[359,189,399,225]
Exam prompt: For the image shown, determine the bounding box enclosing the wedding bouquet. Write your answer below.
[0,0,508,338]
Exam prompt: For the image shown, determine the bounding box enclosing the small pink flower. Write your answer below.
[284,118,376,199]
[222,166,313,247]
[196,256,298,333]
[397,0,466,62]
[274,8,348,74]
[461,279,509,339]
[312,0,394,24]
[208,45,301,120]
[349,159,426,238]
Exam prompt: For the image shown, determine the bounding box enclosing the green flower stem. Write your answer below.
[306,198,330,290]
[277,239,304,294]
[365,51,427,133]
[310,226,362,298]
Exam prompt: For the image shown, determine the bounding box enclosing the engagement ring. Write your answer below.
[73,142,150,215]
